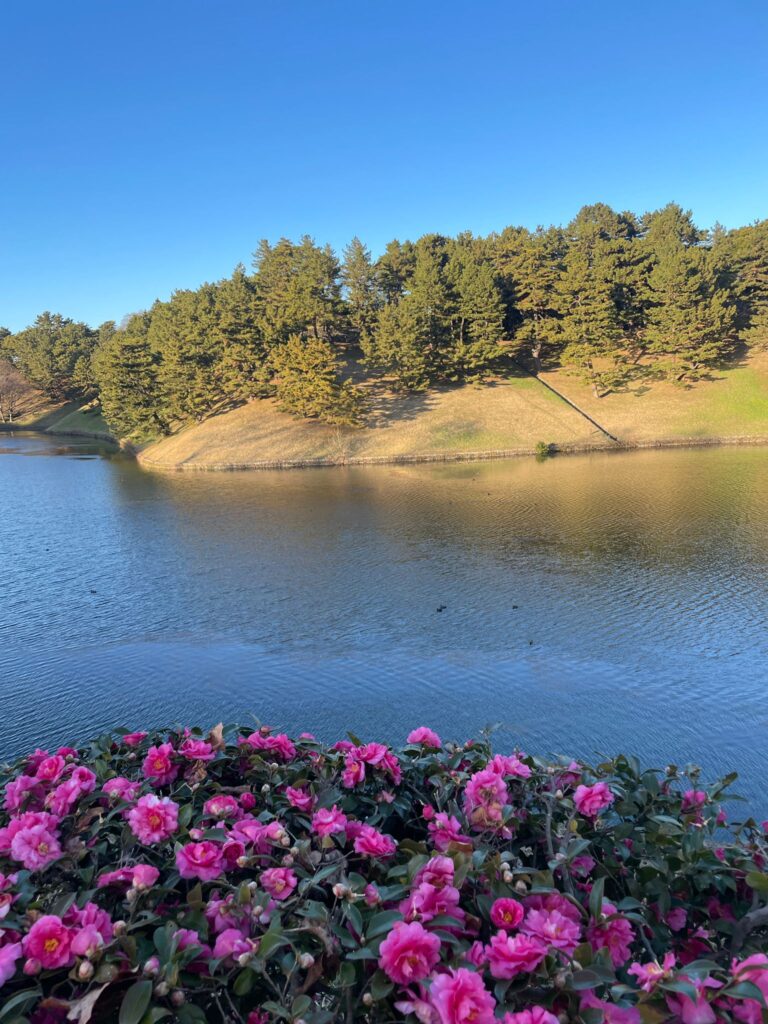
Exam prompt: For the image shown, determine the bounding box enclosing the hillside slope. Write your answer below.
[139,353,768,471]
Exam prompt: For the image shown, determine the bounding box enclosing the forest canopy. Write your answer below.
[2,204,767,438]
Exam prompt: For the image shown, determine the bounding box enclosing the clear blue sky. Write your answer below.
[2,0,767,332]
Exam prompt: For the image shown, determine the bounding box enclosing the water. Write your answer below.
[1,432,767,813]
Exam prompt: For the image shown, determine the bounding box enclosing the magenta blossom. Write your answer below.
[176,841,224,881]
[261,867,297,900]
[490,897,524,931]
[142,743,178,786]
[10,823,61,871]
[430,968,496,1024]
[311,805,347,837]
[0,941,21,988]
[22,915,73,969]
[574,781,614,817]
[486,931,547,979]
[407,727,442,748]
[179,738,215,762]
[128,794,179,844]
[353,824,397,858]
[502,1009,559,1024]
[378,921,441,985]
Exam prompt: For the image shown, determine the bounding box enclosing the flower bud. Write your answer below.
[362,993,373,1007]
[280,835,290,847]
[514,880,527,894]
[332,883,350,899]
[170,990,186,1008]
[299,953,315,969]
[237,951,254,967]
[77,960,95,981]
[24,958,42,976]
[261,784,271,794]
[143,956,161,977]
[113,920,127,935]
[154,981,170,997]
[555,789,564,799]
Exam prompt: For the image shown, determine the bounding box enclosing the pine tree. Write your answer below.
[496,227,563,372]
[213,266,271,403]
[8,312,97,400]
[645,246,736,381]
[269,335,365,425]
[341,238,380,344]
[375,239,416,304]
[714,220,768,349]
[93,315,168,438]
[449,258,505,378]
[555,205,635,396]
[151,287,222,423]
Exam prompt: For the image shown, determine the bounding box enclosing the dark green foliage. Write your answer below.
[7,312,97,400]
[9,204,767,435]
[270,334,365,425]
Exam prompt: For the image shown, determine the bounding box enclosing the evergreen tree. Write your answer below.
[645,246,736,381]
[555,205,636,396]
[365,299,432,390]
[93,314,169,437]
[375,239,416,303]
[253,237,343,345]
[213,266,271,403]
[8,312,97,400]
[449,257,505,378]
[496,227,563,372]
[269,334,365,425]
[341,238,380,344]
[151,287,222,422]
[714,220,768,349]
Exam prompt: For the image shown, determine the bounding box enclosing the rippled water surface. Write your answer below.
[1,433,767,809]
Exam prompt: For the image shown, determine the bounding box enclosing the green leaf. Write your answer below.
[370,969,394,1000]
[366,909,403,939]
[745,872,768,893]
[119,980,153,1024]
[0,989,41,1024]
[589,876,605,919]
[234,968,254,996]
[292,995,311,1017]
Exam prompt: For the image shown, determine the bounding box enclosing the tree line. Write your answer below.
[1,203,766,437]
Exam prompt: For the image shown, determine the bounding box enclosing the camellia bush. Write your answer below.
[0,724,767,1024]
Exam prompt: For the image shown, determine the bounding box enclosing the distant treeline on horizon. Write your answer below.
[1,202,766,435]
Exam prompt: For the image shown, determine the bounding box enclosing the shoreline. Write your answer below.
[136,432,768,472]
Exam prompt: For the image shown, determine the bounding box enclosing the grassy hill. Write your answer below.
[0,360,112,438]
[138,352,768,471]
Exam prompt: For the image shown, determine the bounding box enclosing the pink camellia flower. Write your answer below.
[490,898,524,931]
[681,790,707,814]
[524,893,582,923]
[35,755,67,783]
[102,777,141,804]
[489,754,532,779]
[261,867,297,901]
[502,1008,560,1024]
[22,915,73,969]
[132,864,160,889]
[378,921,441,985]
[524,908,581,955]
[731,954,768,1024]
[465,941,487,967]
[400,881,463,926]
[0,941,22,987]
[4,774,44,813]
[342,756,366,789]
[47,766,97,816]
[353,824,397,858]
[428,812,472,852]
[285,785,316,812]
[97,867,135,888]
[213,928,253,961]
[414,856,455,890]
[0,811,59,856]
[142,743,178,786]
[177,841,224,881]
[586,901,635,968]
[574,781,614,818]
[240,732,296,762]
[430,967,497,1024]
[463,769,509,831]
[128,794,179,844]
[664,976,721,1024]
[122,731,148,747]
[10,823,62,871]
[627,952,676,992]
[71,924,105,959]
[666,907,688,932]
[311,805,347,837]
[486,931,547,979]
[179,738,215,762]
[394,985,437,1024]
[580,992,640,1024]
[407,727,442,748]
[203,794,240,820]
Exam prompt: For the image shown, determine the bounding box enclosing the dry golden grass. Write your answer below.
[540,351,768,443]
[139,376,603,469]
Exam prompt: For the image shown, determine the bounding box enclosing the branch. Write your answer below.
[731,904,768,952]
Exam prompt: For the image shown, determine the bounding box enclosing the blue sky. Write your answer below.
[2,0,767,331]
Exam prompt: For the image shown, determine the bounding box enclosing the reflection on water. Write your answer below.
[1,433,766,810]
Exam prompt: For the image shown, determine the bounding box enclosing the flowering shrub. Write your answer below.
[0,724,767,1024]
